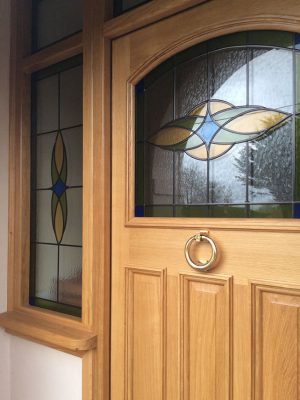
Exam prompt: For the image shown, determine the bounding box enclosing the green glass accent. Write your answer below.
[169,116,203,131]
[213,107,256,124]
[208,32,247,51]
[51,193,59,221]
[174,135,203,150]
[175,206,209,218]
[248,30,294,48]
[296,54,300,114]
[249,204,293,218]
[295,117,300,200]
[135,143,144,205]
[210,205,247,218]
[144,206,173,217]
[32,297,81,318]
[213,129,258,144]
[60,192,67,226]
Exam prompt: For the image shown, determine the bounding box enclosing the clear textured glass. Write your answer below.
[35,244,58,301]
[61,188,83,246]
[174,152,207,204]
[144,144,174,205]
[35,190,57,243]
[33,0,83,51]
[62,127,83,187]
[60,65,83,128]
[209,49,247,105]
[35,75,59,133]
[35,133,56,189]
[296,116,300,201]
[209,143,247,204]
[144,71,173,139]
[175,56,208,118]
[59,246,82,307]
[249,49,293,113]
[248,120,293,203]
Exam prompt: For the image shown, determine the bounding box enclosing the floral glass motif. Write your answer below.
[149,100,290,161]
[135,31,300,218]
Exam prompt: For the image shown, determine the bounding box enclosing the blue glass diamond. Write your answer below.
[52,179,66,197]
[294,203,300,218]
[135,205,145,217]
[295,34,300,50]
[196,113,219,145]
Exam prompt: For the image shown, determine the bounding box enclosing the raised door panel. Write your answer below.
[125,267,166,400]
[253,283,300,400]
[180,274,232,400]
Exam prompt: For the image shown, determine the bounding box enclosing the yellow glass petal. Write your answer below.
[186,143,232,160]
[209,101,233,115]
[225,110,288,134]
[186,145,208,160]
[149,127,192,146]
[209,144,232,158]
[190,103,207,117]
[55,201,64,242]
[55,132,64,173]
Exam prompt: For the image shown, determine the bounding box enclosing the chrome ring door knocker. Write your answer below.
[184,231,218,272]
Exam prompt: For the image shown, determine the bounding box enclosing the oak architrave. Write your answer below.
[104,0,211,39]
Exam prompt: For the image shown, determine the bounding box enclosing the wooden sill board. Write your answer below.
[0,311,97,354]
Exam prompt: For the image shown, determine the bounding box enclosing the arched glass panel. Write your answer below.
[135,31,300,218]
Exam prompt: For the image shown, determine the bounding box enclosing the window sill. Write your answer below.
[0,311,97,356]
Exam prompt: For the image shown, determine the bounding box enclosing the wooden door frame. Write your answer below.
[111,1,300,399]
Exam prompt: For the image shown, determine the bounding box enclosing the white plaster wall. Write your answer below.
[10,337,82,400]
[0,1,83,399]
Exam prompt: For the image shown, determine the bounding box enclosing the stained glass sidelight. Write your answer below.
[30,55,83,316]
[135,31,300,218]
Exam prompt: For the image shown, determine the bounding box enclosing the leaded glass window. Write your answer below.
[32,0,83,52]
[135,31,300,218]
[30,55,83,316]
[114,0,151,16]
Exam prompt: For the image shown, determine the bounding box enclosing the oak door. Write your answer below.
[111,1,300,399]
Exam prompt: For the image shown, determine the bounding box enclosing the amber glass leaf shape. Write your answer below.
[147,100,291,160]
[51,131,68,243]
[148,116,203,146]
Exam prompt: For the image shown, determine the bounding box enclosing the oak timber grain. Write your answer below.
[111,2,300,399]
[104,0,210,39]
[0,311,97,353]
[22,32,83,73]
